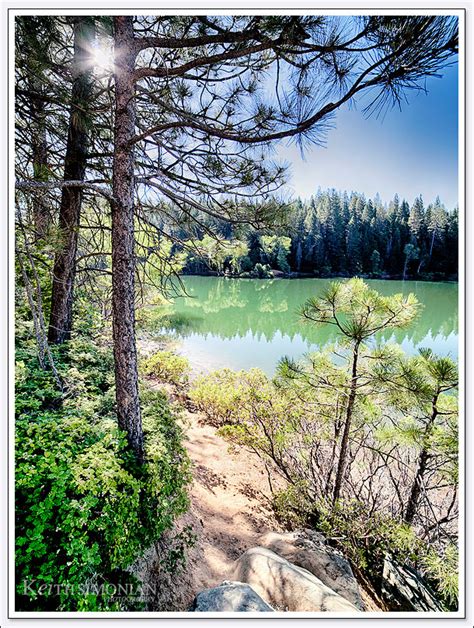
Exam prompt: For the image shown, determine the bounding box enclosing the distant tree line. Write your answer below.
[180,189,458,280]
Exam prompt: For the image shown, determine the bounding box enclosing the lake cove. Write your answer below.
[155,277,458,376]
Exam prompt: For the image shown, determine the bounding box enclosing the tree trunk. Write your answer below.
[416,257,424,276]
[404,395,438,524]
[48,17,95,344]
[404,448,430,525]
[403,255,409,280]
[429,228,436,259]
[111,15,144,462]
[17,251,47,368]
[29,80,51,239]
[333,341,360,503]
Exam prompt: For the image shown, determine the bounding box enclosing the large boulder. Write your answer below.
[258,530,364,610]
[190,581,274,612]
[381,555,444,612]
[232,547,360,612]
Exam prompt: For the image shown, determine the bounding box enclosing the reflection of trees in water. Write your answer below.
[165,277,458,351]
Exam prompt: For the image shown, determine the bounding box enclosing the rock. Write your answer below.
[190,581,274,612]
[232,547,360,612]
[381,555,444,612]
[258,530,365,610]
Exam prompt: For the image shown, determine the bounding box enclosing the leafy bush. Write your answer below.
[421,543,458,609]
[316,499,421,576]
[141,351,190,386]
[189,368,243,424]
[239,255,253,273]
[15,340,190,612]
[189,367,275,426]
[252,262,273,278]
[316,499,458,610]
[271,484,317,529]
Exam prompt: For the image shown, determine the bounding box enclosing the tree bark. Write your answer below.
[111,15,144,462]
[404,395,438,524]
[29,82,50,238]
[333,341,360,503]
[429,228,436,259]
[48,17,95,344]
[403,255,409,280]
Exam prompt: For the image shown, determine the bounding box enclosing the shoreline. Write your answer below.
[180,271,459,284]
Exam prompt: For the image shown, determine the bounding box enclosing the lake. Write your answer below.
[157,277,458,376]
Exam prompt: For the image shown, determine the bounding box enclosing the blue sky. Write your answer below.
[278,62,459,210]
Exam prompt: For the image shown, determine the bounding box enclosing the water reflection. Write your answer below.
[160,277,458,375]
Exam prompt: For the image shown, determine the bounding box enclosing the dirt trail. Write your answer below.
[137,383,286,610]
[178,406,285,596]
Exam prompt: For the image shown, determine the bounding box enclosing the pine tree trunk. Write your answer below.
[429,228,436,259]
[403,255,409,280]
[404,448,430,524]
[48,17,95,344]
[404,395,438,524]
[29,82,50,238]
[111,15,144,462]
[333,341,360,503]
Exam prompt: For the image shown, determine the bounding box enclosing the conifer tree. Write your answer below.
[374,348,458,525]
[48,17,97,344]
[294,278,421,503]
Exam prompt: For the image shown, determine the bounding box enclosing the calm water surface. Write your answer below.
[159,277,458,375]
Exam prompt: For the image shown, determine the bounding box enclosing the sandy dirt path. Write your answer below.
[178,407,285,598]
[138,386,286,611]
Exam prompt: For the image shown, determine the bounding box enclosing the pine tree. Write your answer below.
[293,279,421,503]
[427,196,448,265]
[409,195,425,240]
[346,214,363,274]
[375,348,458,524]
[48,17,97,344]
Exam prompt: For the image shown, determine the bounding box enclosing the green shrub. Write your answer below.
[312,498,457,610]
[252,263,273,278]
[316,499,422,582]
[421,543,458,609]
[189,368,271,426]
[15,340,190,612]
[271,484,316,529]
[239,255,253,273]
[141,351,190,386]
[189,368,241,424]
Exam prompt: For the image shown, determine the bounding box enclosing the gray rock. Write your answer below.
[381,555,444,612]
[232,547,360,612]
[190,581,274,612]
[258,530,365,610]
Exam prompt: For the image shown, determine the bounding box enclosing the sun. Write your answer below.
[91,41,114,74]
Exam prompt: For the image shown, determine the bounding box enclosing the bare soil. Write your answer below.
[135,382,285,611]
[180,405,286,579]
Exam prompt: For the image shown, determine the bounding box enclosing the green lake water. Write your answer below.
[160,277,458,376]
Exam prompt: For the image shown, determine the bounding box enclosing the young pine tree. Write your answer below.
[291,278,421,503]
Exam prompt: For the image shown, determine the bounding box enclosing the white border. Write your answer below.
[5,4,468,623]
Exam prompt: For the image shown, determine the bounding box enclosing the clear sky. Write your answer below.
[278,62,459,210]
